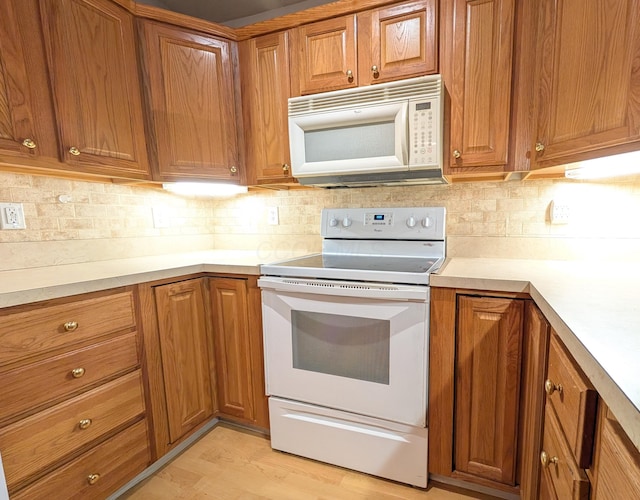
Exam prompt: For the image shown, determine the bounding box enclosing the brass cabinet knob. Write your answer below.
[346,69,353,81]
[22,138,37,149]
[453,149,461,159]
[535,142,545,152]
[63,321,79,332]
[229,165,237,174]
[371,65,379,76]
[282,164,290,172]
[87,473,100,485]
[544,379,563,396]
[71,367,85,378]
[69,146,81,156]
[78,418,92,430]
[540,450,558,468]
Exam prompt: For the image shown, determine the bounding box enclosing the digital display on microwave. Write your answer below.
[374,215,385,221]
[416,102,431,110]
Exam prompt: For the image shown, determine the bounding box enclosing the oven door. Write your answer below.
[259,277,429,426]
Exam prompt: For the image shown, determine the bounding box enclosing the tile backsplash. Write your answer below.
[1,171,639,270]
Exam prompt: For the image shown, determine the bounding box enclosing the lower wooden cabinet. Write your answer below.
[209,276,269,429]
[429,288,549,496]
[0,287,149,498]
[154,278,214,443]
[140,274,269,459]
[591,403,640,498]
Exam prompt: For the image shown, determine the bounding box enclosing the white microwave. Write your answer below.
[288,75,445,187]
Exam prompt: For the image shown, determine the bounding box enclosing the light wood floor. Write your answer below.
[121,423,492,499]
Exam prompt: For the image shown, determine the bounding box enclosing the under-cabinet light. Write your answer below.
[564,150,640,180]
[162,182,248,197]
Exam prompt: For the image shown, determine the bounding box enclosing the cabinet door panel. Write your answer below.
[444,0,514,170]
[455,295,524,485]
[240,32,293,184]
[140,21,240,181]
[533,0,640,167]
[0,0,57,161]
[155,279,213,443]
[293,16,357,95]
[210,278,254,421]
[40,0,150,178]
[359,0,437,85]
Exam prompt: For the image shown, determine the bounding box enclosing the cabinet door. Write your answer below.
[455,295,524,485]
[139,21,241,182]
[532,0,640,169]
[39,0,150,179]
[209,278,254,422]
[240,32,294,185]
[358,0,437,86]
[441,0,514,171]
[591,404,640,499]
[154,279,213,444]
[291,15,357,95]
[0,0,57,162]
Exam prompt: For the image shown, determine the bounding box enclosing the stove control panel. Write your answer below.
[322,207,446,240]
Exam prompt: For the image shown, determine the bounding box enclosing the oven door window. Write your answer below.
[291,311,390,384]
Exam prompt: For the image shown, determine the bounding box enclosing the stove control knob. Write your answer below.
[342,217,352,228]
[406,216,417,228]
[422,217,432,228]
[329,217,339,227]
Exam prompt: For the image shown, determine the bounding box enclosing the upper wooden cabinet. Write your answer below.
[441,0,515,173]
[39,0,151,179]
[291,0,437,95]
[531,0,640,169]
[138,21,243,183]
[239,32,294,185]
[0,0,58,163]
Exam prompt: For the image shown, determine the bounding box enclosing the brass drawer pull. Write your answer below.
[540,450,558,468]
[87,473,100,485]
[71,367,85,378]
[371,65,379,77]
[535,142,545,153]
[69,146,80,156]
[63,321,79,332]
[453,149,461,159]
[282,163,290,172]
[545,379,563,396]
[78,418,92,430]
[22,138,37,149]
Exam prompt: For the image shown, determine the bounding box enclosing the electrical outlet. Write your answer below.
[267,207,279,225]
[152,207,170,228]
[549,200,571,225]
[0,203,26,229]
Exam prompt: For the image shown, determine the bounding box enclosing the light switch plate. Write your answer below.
[549,200,570,225]
[0,203,26,229]
[267,207,279,225]
[152,207,170,228]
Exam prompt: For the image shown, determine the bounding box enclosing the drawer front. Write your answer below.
[0,370,145,490]
[540,404,590,500]
[12,420,150,500]
[545,333,597,467]
[0,290,136,365]
[0,332,139,424]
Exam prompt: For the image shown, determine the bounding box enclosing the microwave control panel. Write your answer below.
[408,98,440,168]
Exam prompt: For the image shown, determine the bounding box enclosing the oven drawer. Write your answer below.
[11,420,150,500]
[0,370,145,489]
[269,396,428,488]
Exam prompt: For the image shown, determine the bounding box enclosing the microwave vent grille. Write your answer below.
[289,75,441,115]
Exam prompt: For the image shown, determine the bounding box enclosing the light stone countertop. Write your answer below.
[1,252,639,451]
[431,258,640,452]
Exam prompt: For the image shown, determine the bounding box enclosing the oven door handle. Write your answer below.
[258,276,429,301]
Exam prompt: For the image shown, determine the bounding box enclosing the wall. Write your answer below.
[1,171,639,271]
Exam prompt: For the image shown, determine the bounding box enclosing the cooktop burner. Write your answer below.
[272,254,440,274]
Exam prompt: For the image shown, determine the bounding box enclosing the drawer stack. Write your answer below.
[0,288,150,498]
[539,331,597,499]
